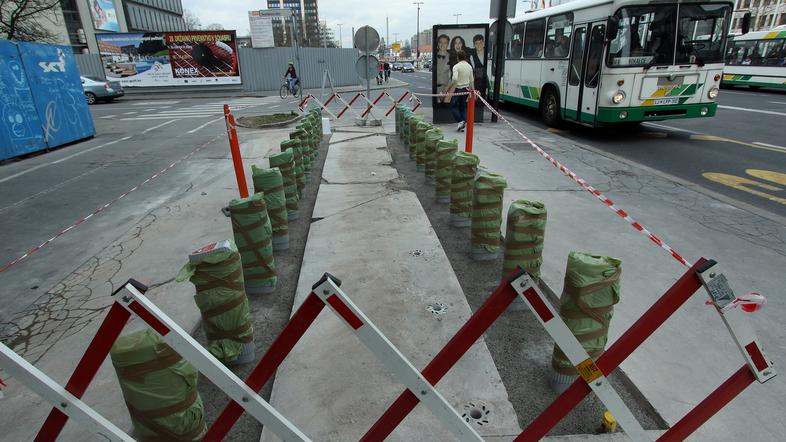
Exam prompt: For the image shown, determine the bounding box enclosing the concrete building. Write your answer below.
[732,0,785,32]
[44,0,186,55]
[267,0,321,47]
[410,29,432,55]
[319,20,337,47]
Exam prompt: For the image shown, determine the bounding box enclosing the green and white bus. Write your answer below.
[723,26,786,90]
[493,0,736,127]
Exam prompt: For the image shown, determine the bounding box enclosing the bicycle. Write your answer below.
[280,79,301,99]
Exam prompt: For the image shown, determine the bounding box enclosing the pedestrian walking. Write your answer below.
[448,50,473,132]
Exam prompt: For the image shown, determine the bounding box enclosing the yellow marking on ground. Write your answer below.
[690,134,786,154]
[703,172,786,205]
[747,169,786,186]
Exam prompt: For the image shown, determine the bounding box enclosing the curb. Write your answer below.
[236,114,302,129]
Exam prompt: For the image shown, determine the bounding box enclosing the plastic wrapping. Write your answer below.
[269,149,299,217]
[424,128,444,179]
[435,140,459,202]
[111,329,206,440]
[406,114,424,155]
[470,173,508,258]
[176,242,255,362]
[290,129,311,173]
[252,166,289,250]
[280,139,305,195]
[503,200,547,278]
[450,151,480,225]
[399,108,413,140]
[414,121,433,169]
[551,252,621,375]
[226,193,277,291]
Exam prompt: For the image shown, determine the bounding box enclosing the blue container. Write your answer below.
[0,40,46,159]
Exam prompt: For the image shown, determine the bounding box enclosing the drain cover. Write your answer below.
[409,249,424,257]
[462,402,490,426]
[426,302,448,317]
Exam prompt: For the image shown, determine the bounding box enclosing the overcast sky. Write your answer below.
[184,0,538,47]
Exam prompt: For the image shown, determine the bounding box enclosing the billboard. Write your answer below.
[96,31,241,87]
[248,11,275,48]
[432,24,489,123]
[89,0,119,32]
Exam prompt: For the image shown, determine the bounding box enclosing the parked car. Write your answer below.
[392,63,403,71]
[423,60,431,69]
[80,76,124,104]
[402,63,415,73]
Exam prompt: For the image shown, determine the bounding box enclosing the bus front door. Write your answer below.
[565,22,605,125]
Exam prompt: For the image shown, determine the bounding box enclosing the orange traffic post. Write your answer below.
[224,104,249,198]
[465,90,475,153]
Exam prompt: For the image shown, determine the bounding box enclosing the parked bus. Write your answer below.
[723,26,786,90]
[492,0,738,127]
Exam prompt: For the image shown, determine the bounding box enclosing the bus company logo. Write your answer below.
[656,84,678,94]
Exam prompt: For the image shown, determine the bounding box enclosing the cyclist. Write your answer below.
[383,61,391,82]
[283,61,299,95]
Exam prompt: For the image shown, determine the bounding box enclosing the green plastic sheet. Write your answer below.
[471,172,508,253]
[424,128,444,178]
[406,114,423,153]
[111,329,206,440]
[398,108,412,140]
[175,242,254,362]
[414,121,433,166]
[227,193,276,289]
[281,139,305,195]
[450,151,480,219]
[290,129,311,173]
[435,140,458,199]
[503,200,547,278]
[269,149,299,213]
[551,252,621,375]
[252,166,288,238]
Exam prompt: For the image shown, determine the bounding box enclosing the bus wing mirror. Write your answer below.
[606,16,620,41]
[741,12,751,35]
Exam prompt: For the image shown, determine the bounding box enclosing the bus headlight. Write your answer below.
[612,90,626,104]
[708,87,719,99]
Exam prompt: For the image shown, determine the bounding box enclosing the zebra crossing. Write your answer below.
[120,98,274,121]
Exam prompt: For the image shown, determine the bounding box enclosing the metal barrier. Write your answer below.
[298,89,419,120]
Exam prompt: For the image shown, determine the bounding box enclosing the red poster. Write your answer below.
[165,31,240,79]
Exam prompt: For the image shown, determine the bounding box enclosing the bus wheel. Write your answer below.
[540,89,561,127]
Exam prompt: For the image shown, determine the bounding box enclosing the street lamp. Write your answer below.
[337,23,343,48]
[453,13,462,24]
[413,2,424,67]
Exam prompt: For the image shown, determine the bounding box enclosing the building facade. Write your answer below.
[410,29,432,56]
[267,0,321,47]
[319,20,337,47]
[732,0,785,32]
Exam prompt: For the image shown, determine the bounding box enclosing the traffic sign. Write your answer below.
[354,26,380,52]
[355,54,379,80]
[392,43,401,53]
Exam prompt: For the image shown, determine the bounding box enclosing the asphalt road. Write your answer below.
[401,70,786,219]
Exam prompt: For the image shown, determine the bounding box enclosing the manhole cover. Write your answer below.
[426,302,447,317]
[409,249,423,257]
[462,402,490,426]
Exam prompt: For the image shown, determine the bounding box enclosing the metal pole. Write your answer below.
[291,11,303,95]
[491,0,509,123]
[337,23,343,48]
[386,17,390,57]
[453,13,462,24]
[413,2,424,68]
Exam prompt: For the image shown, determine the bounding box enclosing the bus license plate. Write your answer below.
[653,97,679,106]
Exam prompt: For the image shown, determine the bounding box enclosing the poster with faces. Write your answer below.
[432,24,489,123]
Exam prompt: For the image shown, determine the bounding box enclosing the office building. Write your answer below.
[267,0,321,47]
[732,0,785,32]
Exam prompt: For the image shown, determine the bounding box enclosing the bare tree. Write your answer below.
[183,9,202,30]
[0,0,61,42]
[204,23,224,31]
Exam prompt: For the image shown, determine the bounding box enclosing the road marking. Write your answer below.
[123,115,221,120]
[752,141,786,152]
[187,117,224,134]
[51,136,132,164]
[747,169,786,186]
[144,108,156,111]
[642,122,702,134]
[123,111,137,115]
[0,164,49,184]
[768,101,786,105]
[100,115,116,119]
[142,119,179,134]
[704,172,786,205]
[717,105,786,117]
[132,101,180,106]
[690,134,786,154]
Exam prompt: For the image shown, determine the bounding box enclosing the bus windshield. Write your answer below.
[608,3,730,67]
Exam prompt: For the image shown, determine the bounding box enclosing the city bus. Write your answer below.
[493,0,739,127]
[723,26,786,90]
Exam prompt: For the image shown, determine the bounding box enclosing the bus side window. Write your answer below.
[511,22,526,58]
[585,24,605,88]
[569,27,586,86]
[545,13,574,58]
[523,19,546,58]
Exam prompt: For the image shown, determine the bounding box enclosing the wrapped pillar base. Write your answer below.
[471,172,507,261]
[252,166,289,252]
[436,140,458,203]
[450,151,479,227]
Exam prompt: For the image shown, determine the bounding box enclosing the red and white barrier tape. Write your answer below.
[468,91,691,267]
[411,90,473,98]
[0,135,222,274]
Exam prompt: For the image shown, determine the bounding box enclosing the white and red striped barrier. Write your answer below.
[299,90,418,120]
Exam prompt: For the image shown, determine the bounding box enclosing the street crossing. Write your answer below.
[119,98,274,121]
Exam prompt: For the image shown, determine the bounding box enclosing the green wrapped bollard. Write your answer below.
[290,129,311,176]
[252,166,289,251]
[111,329,207,440]
[503,200,546,278]
[227,194,277,294]
[470,172,507,260]
[399,109,412,140]
[424,128,444,182]
[550,252,621,393]
[281,139,305,196]
[396,105,409,136]
[296,122,315,161]
[269,149,300,221]
[406,114,423,152]
[450,151,479,226]
[176,241,257,363]
[435,139,458,203]
[414,121,432,169]
[302,116,319,157]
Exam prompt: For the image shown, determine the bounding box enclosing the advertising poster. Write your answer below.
[90,0,119,32]
[432,24,489,123]
[248,11,275,48]
[96,31,241,87]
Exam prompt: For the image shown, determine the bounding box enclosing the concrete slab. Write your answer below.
[329,131,379,144]
[261,191,520,442]
[312,183,394,220]
[440,119,786,441]
[322,138,398,184]
[329,134,387,148]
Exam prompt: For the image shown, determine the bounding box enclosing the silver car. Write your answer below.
[80,76,124,104]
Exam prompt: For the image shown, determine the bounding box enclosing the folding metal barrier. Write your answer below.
[362,260,775,441]
[298,90,415,120]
